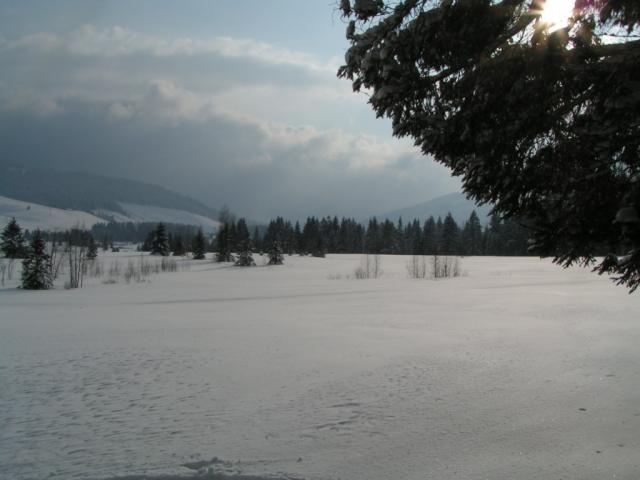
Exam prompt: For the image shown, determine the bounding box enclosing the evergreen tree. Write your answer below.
[252,226,262,252]
[216,223,234,262]
[380,219,397,254]
[150,223,170,256]
[1,217,25,258]
[86,234,98,260]
[171,235,186,257]
[191,228,206,259]
[267,239,285,265]
[301,217,325,257]
[234,218,255,266]
[101,235,110,251]
[294,221,302,254]
[461,211,484,256]
[365,217,382,254]
[484,213,503,256]
[339,0,640,291]
[441,213,460,255]
[21,230,52,290]
[140,230,154,252]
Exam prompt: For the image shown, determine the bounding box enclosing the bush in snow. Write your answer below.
[354,254,381,279]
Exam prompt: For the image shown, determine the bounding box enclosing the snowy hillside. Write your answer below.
[0,195,104,231]
[0,195,220,232]
[115,203,219,232]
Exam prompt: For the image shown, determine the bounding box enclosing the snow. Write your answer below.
[116,202,220,232]
[1,254,639,480]
[0,196,220,233]
[0,195,104,231]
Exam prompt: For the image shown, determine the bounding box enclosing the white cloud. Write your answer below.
[3,25,337,71]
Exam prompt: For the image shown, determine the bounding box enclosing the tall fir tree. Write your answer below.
[191,228,207,260]
[86,234,98,260]
[150,223,170,256]
[216,223,234,262]
[234,218,255,266]
[1,217,25,258]
[441,213,460,255]
[461,211,483,256]
[267,239,285,265]
[171,235,186,257]
[21,230,52,290]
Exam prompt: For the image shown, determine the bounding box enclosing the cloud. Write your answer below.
[0,25,459,220]
[3,25,337,71]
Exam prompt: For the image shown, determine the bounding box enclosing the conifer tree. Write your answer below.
[171,235,186,257]
[86,235,98,260]
[150,223,170,256]
[1,217,25,258]
[339,0,640,290]
[191,228,206,260]
[441,213,460,255]
[461,211,484,256]
[216,223,234,262]
[21,230,52,290]
[252,226,262,252]
[234,218,255,266]
[267,239,285,265]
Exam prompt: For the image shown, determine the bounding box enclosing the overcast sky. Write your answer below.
[0,0,460,220]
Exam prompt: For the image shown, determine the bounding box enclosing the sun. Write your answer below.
[539,0,575,31]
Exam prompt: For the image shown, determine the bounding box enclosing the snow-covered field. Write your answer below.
[1,254,639,480]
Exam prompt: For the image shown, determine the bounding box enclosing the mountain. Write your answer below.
[0,167,217,217]
[0,167,220,231]
[375,192,493,225]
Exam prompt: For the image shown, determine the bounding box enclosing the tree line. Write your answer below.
[254,211,530,257]
[140,210,532,260]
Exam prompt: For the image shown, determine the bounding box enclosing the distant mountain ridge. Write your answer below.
[376,192,493,225]
[0,166,217,220]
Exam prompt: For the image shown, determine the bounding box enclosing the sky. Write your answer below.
[0,0,460,220]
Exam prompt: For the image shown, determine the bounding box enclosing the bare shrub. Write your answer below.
[67,243,88,289]
[160,257,177,272]
[47,241,66,282]
[407,255,463,279]
[108,261,121,278]
[0,258,15,286]
[407,255,428,279]
[101,254,185,285]
[85,260,103,278]
[124,260,138,284]
[354,254,382,279]
[432,255,462,279]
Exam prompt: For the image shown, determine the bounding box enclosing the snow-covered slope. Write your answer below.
[115,203,219,232]
[0,195,104,231]
[0,195,220,232]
